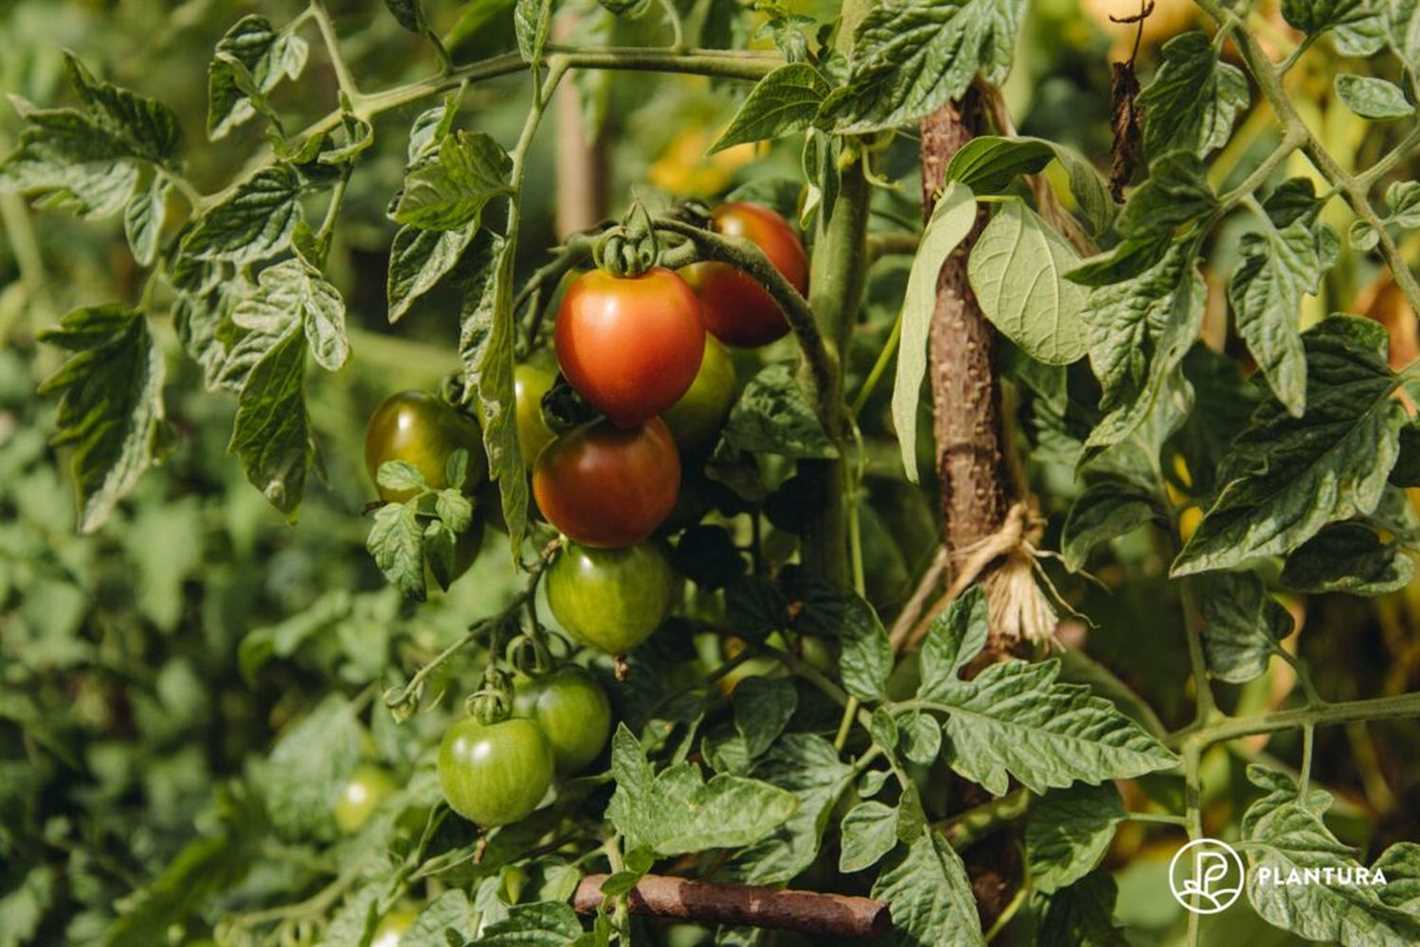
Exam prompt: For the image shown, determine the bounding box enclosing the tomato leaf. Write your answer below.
[393,130,513,231]
[872,830,985,947]
[387,225,477,323]
[228,327,316,518]
[1137,32,1249,161]
[1281,0,1385,56]
[38,305,167,533]
[232,258,348,372]
[917,588,1179,794]
[839,801,899,873]
[367,502,427,600]
[710,63,830,153]
[384,0,427,33]
[1061,480,1162,572]
[821,0,1025,134]
[1173,317,1407,576]
[206,15,308,140]
[1335,74,1414,119]
[1026,782,1125,894]
[1036,872,1130,947]
[1196,571,1294,684]
[733,678,797,760]
[1281,522,1416,595]
[837,594,893,704]
[179,164,304,263]
[892,180,977,483]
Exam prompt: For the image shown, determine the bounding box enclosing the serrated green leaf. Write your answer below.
[719,363,838,459]
[1386,0,1420,71]
[872,831,985,947]
[515,0,553,65]
[733,677,797,759]
[1037,872,1130,947]
[123,174,170,267]
[38,305,166,533]
[1173,317,1407,575]
[1027,782,1125,893]
[394,131,513,231]
[1244,802,1420,945]
[1241,765,1333,838]
[377,460,427,494]
[711,63,830,153]
[0,99,141,219]
[1196,571,1293,684]
[968,201,1088,365]
[1385,179,1420,228]
[207,16,308,140]
[723,734,854,884]
[457,229,527,558]
[387,224,476,323]
[897,712,942,764]
[916,588,1178,795]
[367,502,426,600]
[823,0,1025,134]
[1280,522,1415,595]
[258,694,361,838]
[838,594,893,703]
[64,53,181,168]
[228,328,314,517]
[1137,32,1249,160]
[479,902,583,945]
[893,181,977,482]
[1081,240,1206,459]
[232,259,347,372]
[403,890,477,946]
[180,164,303,263]
[1061,480,1160,571]
[1230,219,1324,417]
[839,801,899,873]
[1335,73,1413,118]
[1283,0,1386,55]
[606,725,799,857]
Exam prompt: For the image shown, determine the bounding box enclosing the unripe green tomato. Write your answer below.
[370,904,419,947]
[545,542,675,654]
[365,391,488,503]
[334,764,397,834]
[512,665,613,775]
[437,717,553,826]
[661,335,736,457]
[514,362,558,464]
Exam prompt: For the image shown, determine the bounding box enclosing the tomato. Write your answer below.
[554,268,705,427]
[429,515,485,590]
[545,541,675,654]
[366,391,488,503]
[334,764,397,834]
[437,717,553,827]
[661,334,736,456]
[371,904,419,947]
[680,202,809,348]
[515,362,558,464]
[532,418,680,548]
[513,665,612,774]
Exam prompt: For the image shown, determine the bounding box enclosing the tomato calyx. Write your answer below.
[593,200,662,278]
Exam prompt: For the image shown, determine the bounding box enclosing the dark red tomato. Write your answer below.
[532,418,680,548]
[680,202,809,348]
[437,717,553,827]
[512,665,612,775]
[554,268,705,427]
[365,391,487,503]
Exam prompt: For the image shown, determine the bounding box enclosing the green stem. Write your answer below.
[937,788,1032,850]
[1175,691,1420,748]
[866,231,920,261]
[1216,127,1305,208]
[851,313,902,417]
[309,0,363,103]
[1125,811,1188,826]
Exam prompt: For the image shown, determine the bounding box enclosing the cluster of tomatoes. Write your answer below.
[362,202,807,828]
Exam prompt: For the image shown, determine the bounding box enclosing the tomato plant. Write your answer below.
[8,0,1420,945]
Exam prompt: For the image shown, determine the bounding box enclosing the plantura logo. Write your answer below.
[1169,838,1245,915]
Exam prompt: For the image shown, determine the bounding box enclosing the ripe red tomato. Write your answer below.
[365,391,487,503]
[554,268,705,427]
[681,202,809,348]
[532,418,680,548]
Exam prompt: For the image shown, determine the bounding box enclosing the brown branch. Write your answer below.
[572,874,891,938]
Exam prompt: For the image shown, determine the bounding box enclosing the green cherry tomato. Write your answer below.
[334,764,397,834]
[437,717,553,827]
[515,362,558,464]
[513,666,612,775]
[365,391,488,503]
[370,904,419,947]
[546,541,675,654]
[661,334,736,457]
